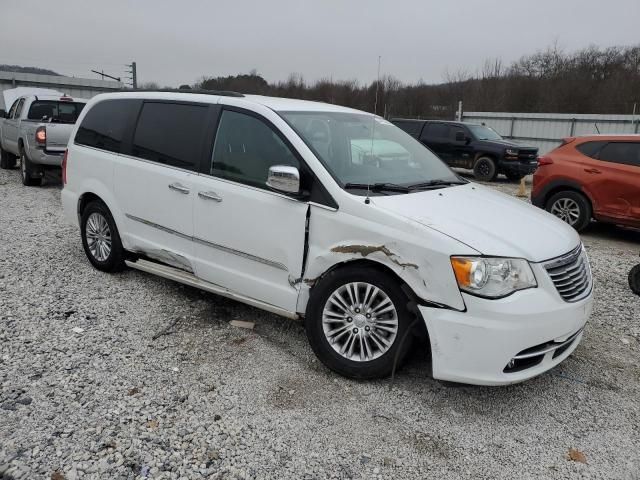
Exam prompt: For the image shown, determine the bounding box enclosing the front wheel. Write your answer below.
[20,149,42,186]
[473,156,497,181]
[629,264,640,296]
[546,190,592,232]
[305,266,414,379]
[80,200,126,272]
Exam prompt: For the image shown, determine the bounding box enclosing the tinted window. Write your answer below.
[422,123,449,139]
[211,110,299,188]
[75,99,139,153]
[28,101,85,123]
[132,102,207,170]
[393,121,423,137]
[14,99,25,118]
[576,141,606,158]
[598,142,640,167]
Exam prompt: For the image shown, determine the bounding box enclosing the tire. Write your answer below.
[505,172,525,182]
[19,148,42,186]
[0,146,16,169]
[629,264,640,296]
[80,200,126,272]
[473,156,497,181]
[304,266,414,379]
[545,190,592,232]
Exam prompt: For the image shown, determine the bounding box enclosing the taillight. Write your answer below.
[35,126,46,145]
[60,96,73,102]
[62,149,68,185]
[538,156,554,166]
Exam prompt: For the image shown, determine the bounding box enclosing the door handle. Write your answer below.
[168,182,190,194]
[584,168,601,174]
[198,191,223,202]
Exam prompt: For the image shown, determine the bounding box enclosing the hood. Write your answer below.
[373,183,580,262]
[476,138,538,150]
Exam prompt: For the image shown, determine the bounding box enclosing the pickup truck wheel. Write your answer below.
[546,190,592,232]
[0,147,16,169]
[305,266,414,379]
[629,264,640,296]
[473,156,497,181]
[19,149,42,186]
[80,201,126,272]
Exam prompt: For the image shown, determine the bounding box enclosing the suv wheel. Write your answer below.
[629,264,640,296]
[80,200,126,272]
[473,156,497,181]
[305,266,414,379]
[20,149,42,186]
[0,147,16,169]
[546,190,592,232]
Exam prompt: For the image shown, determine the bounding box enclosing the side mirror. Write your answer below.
[454,131,466,142]
[266,165,300,194]
[0,110,5,119]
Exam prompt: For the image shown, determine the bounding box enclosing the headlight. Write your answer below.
[505,148,519,156]
[450,256,537,298]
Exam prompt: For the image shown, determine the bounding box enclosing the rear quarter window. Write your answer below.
[393,121,423,137]
[576,141,606,158]
[75,99,140,153]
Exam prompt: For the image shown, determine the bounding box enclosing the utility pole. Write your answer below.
[125,62,137,89]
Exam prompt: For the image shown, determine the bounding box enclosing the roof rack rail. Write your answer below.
[114,88,244,98]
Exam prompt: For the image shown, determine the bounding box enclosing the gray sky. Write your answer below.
[1,0,638,87]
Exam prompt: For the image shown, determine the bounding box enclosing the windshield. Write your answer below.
[467,124,502,141]
[281,111,462,193]
[27,101,85,124]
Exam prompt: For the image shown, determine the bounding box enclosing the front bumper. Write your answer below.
[499,158,538,176]
[420,280,593,386]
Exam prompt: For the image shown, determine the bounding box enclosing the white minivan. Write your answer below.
[61,91,593,385]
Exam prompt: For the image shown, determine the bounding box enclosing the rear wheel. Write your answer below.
[305,266,414,379]
[0,147,16,169]
[546,190,592,232]
[629,264,640,296]
[20,149,42,186]
[473,156,497,181]
[80,200,126,272]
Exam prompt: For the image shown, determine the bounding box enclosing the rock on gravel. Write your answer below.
[1,168,639,479]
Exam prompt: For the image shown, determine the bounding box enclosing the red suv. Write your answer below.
[531,135,640,231]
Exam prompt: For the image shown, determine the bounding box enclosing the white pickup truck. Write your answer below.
[0,88,88,186]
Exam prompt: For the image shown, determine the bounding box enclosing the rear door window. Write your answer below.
[132,102,208,171]
[14,99,25,118]
[27,101,85,123]
[576,141,606,158]
[598,142,640,167]
[210,109,300,188]
[394,121,423,137]
[75,99,140,153]
[421,123,449,140]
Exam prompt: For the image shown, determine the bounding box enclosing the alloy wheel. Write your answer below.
[322,282,398,362]
[550,198,580,225]
[85,212,112,262]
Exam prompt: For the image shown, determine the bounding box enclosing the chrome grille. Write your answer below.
[544,245,592,302]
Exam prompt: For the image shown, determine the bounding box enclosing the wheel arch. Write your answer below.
[304,258,430,344]
[541,180,594,211]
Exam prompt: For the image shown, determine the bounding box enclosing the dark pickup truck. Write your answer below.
[391,119,539,181]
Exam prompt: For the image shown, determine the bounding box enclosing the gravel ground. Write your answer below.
[1,168,639,480]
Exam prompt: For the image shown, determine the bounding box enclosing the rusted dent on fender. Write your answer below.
[331,244,419,270]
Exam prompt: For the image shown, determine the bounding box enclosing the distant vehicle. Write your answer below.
[61,90,592,386]
[391,119,539,181]
[531,135,640,231]
[0,88,88,186]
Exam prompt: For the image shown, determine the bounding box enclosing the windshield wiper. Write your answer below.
[344,182,410,193]
[407,179,467,190]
